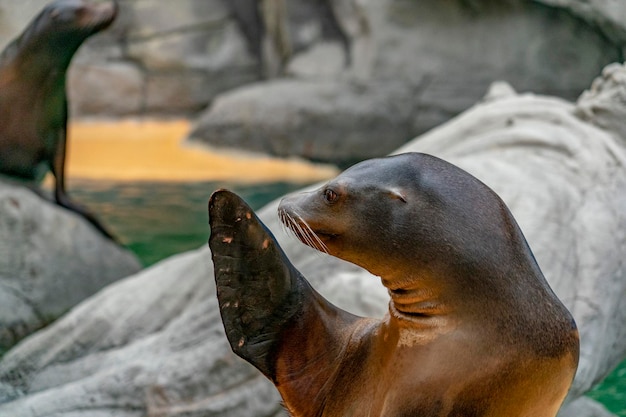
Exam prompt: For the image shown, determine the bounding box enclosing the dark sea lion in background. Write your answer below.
[209,152,579,417]
[0,0,118,239]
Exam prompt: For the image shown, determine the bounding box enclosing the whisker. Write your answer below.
[278,208,329,255]
[278,210,290,236]
[299,218,329,254]
[293,217,316,249]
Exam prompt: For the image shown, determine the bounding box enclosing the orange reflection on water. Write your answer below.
[64,119,338,183]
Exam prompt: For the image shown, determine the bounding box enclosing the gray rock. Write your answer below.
[186,79,415,166]
[124,0,230,41]
[68,61,144,116]
[0,180,142,353]
[576,63,626,142]
[0,249,287,415]
[394,75,626,403]
[1,64,625,416]
[2,0,623,121]
[559,397,618,417]
[285,41,347,79]
[1,0,260,118]
[0,245,383,416]
[537,0,626,44]
[91,0,258,116]
[0,0,49,51]
[188,0,621,163]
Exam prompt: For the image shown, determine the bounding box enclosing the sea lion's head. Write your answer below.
[39,0,118,36]
[278,152,523,282]
[14,0,118,64]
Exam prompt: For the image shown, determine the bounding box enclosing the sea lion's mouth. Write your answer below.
[278,208,331,254]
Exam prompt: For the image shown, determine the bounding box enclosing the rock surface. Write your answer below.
[0,0,260,117]
[187,0,622,164]
[1,64,625,416]
[576,63,626,142]
[559,397,617,417]
[1,0,623,125]
[187,79,415,167]
[393,77,626,403]
[0,247,385,415]
[537,0,626,45]
[0,179,142,354]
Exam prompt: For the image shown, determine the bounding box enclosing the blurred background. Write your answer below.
[0,0,624,415]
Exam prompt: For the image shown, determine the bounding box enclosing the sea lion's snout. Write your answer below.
[37,0,117,40]
[278,192,335,254]
[82,0,118,31]
[49,0,118,33]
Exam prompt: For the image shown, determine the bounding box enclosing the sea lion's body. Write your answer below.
[208,152,579,417]
[0,0,117,238]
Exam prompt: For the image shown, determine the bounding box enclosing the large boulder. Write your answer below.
[0,248,385,415]
[1,63,625,416]
[187,0,621,165]
[1,0,623,121]
[559,397,617,417]
[0,179,141,354]
[186,79,414,167]
[66,0,259,117]
[393,73,626,403]
[0,1,49,48]
[537,0,626,44]
[0,0,259,118]
[576,63,626,141]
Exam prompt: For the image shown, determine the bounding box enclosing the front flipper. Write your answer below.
[209,189,309,379]
[209,190,379,416]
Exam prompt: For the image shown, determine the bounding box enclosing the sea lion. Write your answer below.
[0,0,118,239]
[208,152,579,417]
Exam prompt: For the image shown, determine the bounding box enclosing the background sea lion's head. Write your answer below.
[16,0,118,62]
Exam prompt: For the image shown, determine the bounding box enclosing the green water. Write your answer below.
[70,179,626,415]
[589,360,626,416]
[70,179,308,266]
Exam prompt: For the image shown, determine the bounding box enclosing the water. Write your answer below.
[70,179,626,415]
[69,179,309,266]
[589,360,626,416]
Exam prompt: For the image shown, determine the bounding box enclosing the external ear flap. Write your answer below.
[388,187,407,203]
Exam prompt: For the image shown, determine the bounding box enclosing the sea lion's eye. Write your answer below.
[323,189,338,204]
